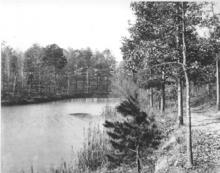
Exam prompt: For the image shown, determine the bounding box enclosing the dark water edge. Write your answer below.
[1,93,119,106]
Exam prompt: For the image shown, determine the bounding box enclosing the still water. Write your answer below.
[1,98,118,173]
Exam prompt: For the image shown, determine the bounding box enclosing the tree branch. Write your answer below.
[151,61,185,69]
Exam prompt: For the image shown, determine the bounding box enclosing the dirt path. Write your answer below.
[191,106,220,134]
[190,106,220,171]
[154,104,220,173]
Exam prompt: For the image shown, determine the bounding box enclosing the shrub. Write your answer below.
[104,94,161,172]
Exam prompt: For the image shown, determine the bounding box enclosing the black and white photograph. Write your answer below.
[1,0,220,173]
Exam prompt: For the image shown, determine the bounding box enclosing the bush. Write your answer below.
[104,94,161,171]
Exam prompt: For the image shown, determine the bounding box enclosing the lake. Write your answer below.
[1,98,119,173]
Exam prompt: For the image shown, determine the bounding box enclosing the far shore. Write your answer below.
[1,93,119,106]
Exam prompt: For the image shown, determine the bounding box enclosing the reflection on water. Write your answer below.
[1,98,118,173]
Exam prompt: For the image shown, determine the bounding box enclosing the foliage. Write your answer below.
[74,106,117,172]
[119,1,220,167]
[121,2,216,87]
[104,93,161,168]
[43,44,67,70]
[1,43,116,104]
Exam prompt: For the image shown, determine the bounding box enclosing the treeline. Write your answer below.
[1,43,116,105]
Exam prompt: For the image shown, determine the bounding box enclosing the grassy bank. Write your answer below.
[153,93,220,173]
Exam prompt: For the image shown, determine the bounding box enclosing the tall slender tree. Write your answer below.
[181,2,193,166]
[210,3,220,111]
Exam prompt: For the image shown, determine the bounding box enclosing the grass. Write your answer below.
[100,105,118,121]
[73,123,110,172]
[73,105,119,172]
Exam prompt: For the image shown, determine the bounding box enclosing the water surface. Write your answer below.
[1,98,118,173]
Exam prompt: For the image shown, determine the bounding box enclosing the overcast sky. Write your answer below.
[0,0,220,62]
[0,0,134,61]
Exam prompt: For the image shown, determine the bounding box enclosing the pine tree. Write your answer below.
[104,93,160,172]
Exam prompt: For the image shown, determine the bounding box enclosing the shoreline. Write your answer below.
[1,93,118,106]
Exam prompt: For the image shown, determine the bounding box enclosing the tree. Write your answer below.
[64,48,80,94]
[43,44,67,95]
[121,2,182,115]
[24,44,44,96]
[1,44,23,96]
[1,43,12,94]
[181,2,193,165]
[104,93,160,172]
[209,3,220,110]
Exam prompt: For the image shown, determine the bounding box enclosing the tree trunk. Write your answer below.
[55,72,57,95]
[96,75,99,90]
[86,68,89,94]
[67,73,70,95]
[75,76,78,93]
[176,4,184,126]
[184,69,193,167]
[177,79,184,126]
[182,2,193,167]
[21,64,24,89]
[150,88,154,107]
[38,69,41,94]
[6,53,10,84]
[160,72,165,114]
[28,82,31,97]
[210,3,220,111]
[53,66,57,95]
[160,86,165,113]
[206,83,210,96]
[13,75,17,96]
[216,58,220,110]
[136,145,141,173]
[83,75,85,94]
[158,95,161,110]
[106,76,109,93]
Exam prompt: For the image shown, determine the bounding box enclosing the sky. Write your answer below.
[0,0,220,62]
[0,0,134,62]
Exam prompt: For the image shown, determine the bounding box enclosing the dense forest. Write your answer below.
[1,43,116,105]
